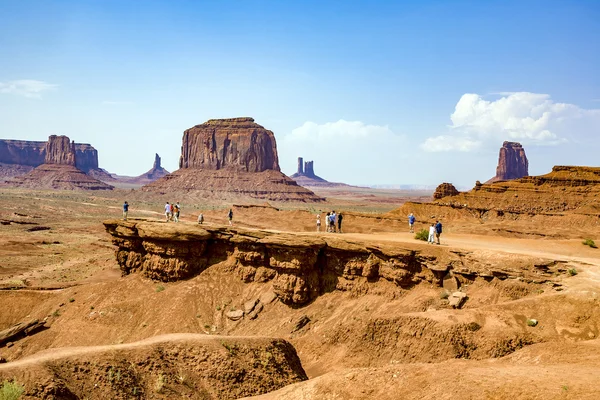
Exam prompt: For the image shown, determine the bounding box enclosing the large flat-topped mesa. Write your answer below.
[143,118,324,202]
[179,117,279,172]
[4,135,113,190]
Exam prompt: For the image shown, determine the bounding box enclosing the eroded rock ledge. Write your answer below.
[103,220,564,305]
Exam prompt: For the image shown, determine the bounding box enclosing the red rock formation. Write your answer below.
[144,118,323,202]
[290,156,355,188]
[73,143,98,172]
[45,135,76,165]
[179,117,279,172]
[124,153,170,184]
[433,183,460,200]
[0,140,46,166]
[487,141,528,183]
[4,135,113,190]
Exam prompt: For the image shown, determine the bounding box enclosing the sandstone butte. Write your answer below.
[432,182,460,200]
[0,138,114,181]
[4,135,114,190]
[486,141,529,183]
[290,156,354,188]
[123,153,170,185]
[142,118,324,202]
[391,165,600,225]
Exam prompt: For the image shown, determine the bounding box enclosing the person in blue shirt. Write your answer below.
[435,220,443,245]
[122,201,129,220]
[408,213,416,233]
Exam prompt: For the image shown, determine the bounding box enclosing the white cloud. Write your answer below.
[0,79,57,99]
[278,120,406,184]
[422,92,600,152]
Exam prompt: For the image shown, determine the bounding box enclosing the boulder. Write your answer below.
[226,310,244,321]
[244,299,259,314]
[259,291,278,305]
[433,182,460,200]
[448,292,468,309]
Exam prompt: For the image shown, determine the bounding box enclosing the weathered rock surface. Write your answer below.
[4,135,113,190]
[433,182,460,200]
[0,334,307,400]
[487,141,529,183]
[143,118,323,202]
[0,138,113,179]
[179,117,279,172]
[103,220,564,306]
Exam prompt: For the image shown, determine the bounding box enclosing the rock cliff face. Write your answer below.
[103,220,560,305]
[488,141,528,183]
[433,183,460,200]
[144,118,323,202]
[179,117,279,172]
[0,138,110,179]
[44,135,76,166]
[4,135,113,190]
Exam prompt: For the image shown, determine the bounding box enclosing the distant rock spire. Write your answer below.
[153,153,161,169]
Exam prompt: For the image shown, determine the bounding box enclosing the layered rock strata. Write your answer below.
[0,138,112,179]
[104,220,562,306]
[433,182,460,200]
[5,135,113,190]
[487,141,529,183]
[143,118,323,202]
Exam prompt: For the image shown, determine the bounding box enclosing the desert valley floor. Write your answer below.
[1,186,600,399]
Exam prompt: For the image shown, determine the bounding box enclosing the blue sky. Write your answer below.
[1,0,599,186]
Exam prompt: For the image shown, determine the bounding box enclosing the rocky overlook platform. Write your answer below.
[103,219,568,306]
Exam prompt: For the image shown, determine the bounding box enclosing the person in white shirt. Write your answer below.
[428,223,436,244]
[164,202,171,222]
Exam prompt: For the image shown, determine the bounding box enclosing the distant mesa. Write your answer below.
[290,157,356,188]
[486,141,529,183]
[0,137,114,181]
[143,118,324,202]
[433,182,460,200]
[4,135,113,190]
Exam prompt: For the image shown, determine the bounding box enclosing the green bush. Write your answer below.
[155,285,165,293]
[0,379,25,400]
[568,268,578,276]
[582,239,597,248]
[415,229,429,241]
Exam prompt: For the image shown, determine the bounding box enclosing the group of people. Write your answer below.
[408,213,443,245]
[317,211,343,233]
[164,201,181,222]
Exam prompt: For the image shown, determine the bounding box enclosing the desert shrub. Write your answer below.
[465,322,481,332]
[415,229,429,241]
[439,290,450,299]
[526,319,538,327]
[582,239,597,248]
[155,285,165,293]
[568,268,578,276]
[0,379,25,400]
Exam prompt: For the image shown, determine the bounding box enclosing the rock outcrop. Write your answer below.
[290,156,353,188]
[124,153,170,185]
[143,118,323,202]
[179,117,279,172]
[487,141,529,183]
[4,135,113,190]
[0,138,113,180]
[433,182,460,200]
[103,220,561,306]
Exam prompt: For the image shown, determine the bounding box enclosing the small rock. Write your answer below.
[247,303,264,320]
[244,299,258,314]
[6,342,14,348]
[291,315,310,333]
[448,292,467,309]
[527,318,538,327]
[442,272,459,292]
[226,310,244,321]
[259,291,278,305]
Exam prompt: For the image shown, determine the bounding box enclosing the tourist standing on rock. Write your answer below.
[337,213,343,233]
[316,214,321,232]
[123,201,129,221]
[408,213,415,233]
[170,203,175,221]
[174,201,181,223]
[198,213,204,224]
[330,211,337,233]
[325,212,330,232]
[428,223,436,244]
[164,202,171,222]
[435,220,443,245]
[228,209,233,226]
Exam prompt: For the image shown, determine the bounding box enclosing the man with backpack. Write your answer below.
[435,220,443,245]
